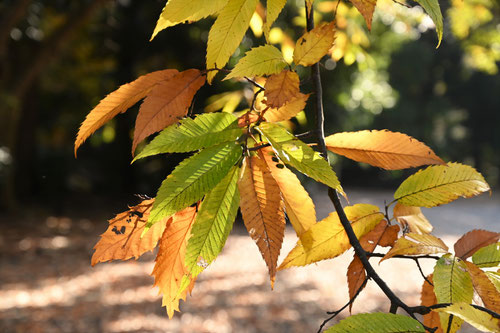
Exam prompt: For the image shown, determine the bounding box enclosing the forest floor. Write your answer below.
[1,188,497,333]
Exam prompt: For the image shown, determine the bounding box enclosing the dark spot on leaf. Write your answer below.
[112,226,121,235]
[120,226,126,234]
[272,157,279,163]
[130,211,143,218]
[276,163,284,169]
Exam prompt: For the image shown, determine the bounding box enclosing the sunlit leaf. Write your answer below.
[293,21,336,67]
[381,233,448,262]
[434,303,500,332]
[472,242,500,268]
[325,313,425,332]
[454,229,500,260]
[415,0,443,47]
[263,0,287,40]
[264,93,310,123]
[224,44,287,80]
[393,203,433,234]
[350,0,377,30]
[378,224,400,247]
[264,70,300,108]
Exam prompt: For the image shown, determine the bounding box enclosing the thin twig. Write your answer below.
[248,143,271,151]
[295,131,314,138]
[414,258,433,286]
[366,253,440,260]
[244,76,265,90]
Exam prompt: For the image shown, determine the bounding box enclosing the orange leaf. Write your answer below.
[132,69,206,153]
[421,275,443,333]
[152,206,197,318]
[75,69,178,156]
[465,261,500,313]
[350,0,377,30]
[381,233,448,262]
[259,147,316,236]
[238,155,285,287]
[378,224,400,247]
[264,70,301,108]
[237,112,260,128]
[264,93,310,123]
[91,199,169,265]
[293,21,336,67]
[454,229,500,260]
[325,130,445,170]
[393,203,433,234]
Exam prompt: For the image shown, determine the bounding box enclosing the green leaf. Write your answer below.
[224,44,287,80]
[433,254,474,332]
[147,142,242,227]
[150,0,228,40]
[434,303,500,332]
[133,112,243,161]
[394,162,490,208]
[325,313,425,332]
[256,122,342,192]
[472,242,500,268]
[415,0,443,47]
[485,272,500,292]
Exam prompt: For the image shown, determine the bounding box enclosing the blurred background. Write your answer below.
[0,0,499,332]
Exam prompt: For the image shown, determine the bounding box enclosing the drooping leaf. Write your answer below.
[378,224,400,247]
[472,242,500,268]
[206,0,259,83]
[259,147,316,236]
[394,163,490,208]
[152,207,197,318]
[434,303,500,332]
[454,229,500,260]
[393,203,433,234]
[279,204,383,269]
[224,44,287,80]
[148,142,242,227]
[433,254,474,333]
[91,199,168,265]
[257,122,342,192]
[293,21,336,67]
[381,233,448,262]
[324,130,445,170]
[133,112,243,161]
[263,93,310,123]
[264,70,300,108]
[420,275,443,333]
[263,0,287,40]
[75,69,178,155]
[133,69,206,153]
[350,0,377,30]
[465,261,500,313]
[238,156,286,286]
[415,0,443,47]
[324,313,425,332]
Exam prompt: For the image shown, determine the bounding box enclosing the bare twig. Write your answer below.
[366,253,440,260]
[244,76,265,90]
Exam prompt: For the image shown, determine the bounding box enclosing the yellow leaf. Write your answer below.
[152,206,197,318]
[133,69,206,153]
[324,130,445,170]
[394,162,491,208]
[259,147,316,236]
[293,21,336,67]
[224,44,287,80]
[206,0,259,83]
[381,233,448,261]
[264,93,310,123]
[279,204,383,269]
[264,0,287,40]
[238,156,285,286]
[454,229,500,260]
[75,69,178,156]
[264,70,300,108]
[91,199,168,265]
[150,0,228,40]
[420,275,443,333]
[465,261,500,313]
[350,0,377,30]
[434,303,500,332]
[393,203,433,234]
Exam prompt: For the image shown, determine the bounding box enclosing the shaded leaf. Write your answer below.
[382,233,448,262]
[325,313,425,332]
[75,69,178,155]
[238,156,285,286]
[378,224,400,247]
[472,242,500,268]
[415,0,443,47]
[133,69,206,153]
[206,0,259,83]
[350,0,377,30]
[152,207,197,318]
[393,203,433,235]
[485,271,500,293]
[454,229,500,260]
[264,70,300,108]
[434,303,500,332]
[420,275,443,333]
[224,44,287,80]
[279,204,383,269]
[324,130,444,170]
[293,21,336,67]
[134,112,243,161]
[263,0,287,40]
[148,142,242,227]
[394,163,490,208]
[465,261,500,313]
[91,199,168,265]
[264,93,310,123]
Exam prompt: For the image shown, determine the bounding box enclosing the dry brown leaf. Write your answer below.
[75,69,178,156]
[293,21,336,66]
[91,199,169,265]
[132,69,206,153]
[325,130,445,170]
[465,261,500,313]
[350,0,377,30]
[264,70,301,108]
[264,93,310,123]
[237,112,260,128]
[259,147,316,236]
[381,233,448,262]
[421,275,443,333]
[152,206,197,318]
[378,224,400,247]
[454,229,500,260]
[238,155,286,287]
[393,203,433,234]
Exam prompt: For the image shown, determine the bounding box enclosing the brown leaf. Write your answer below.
[381,233,448,262]
[421,275,443,333]
[393,203,433,234]
[91,199,169,265]
[132,69,206,153]
[465,261,500,313]
[75,69,178,156]
[238,155,286,287]
[454,229,500,260]
[237,112,260,128]
[350,0,377,30]
[264,93,310,123]
[264,70,300,108]
[378,224,400,247]
[152,206,197,318]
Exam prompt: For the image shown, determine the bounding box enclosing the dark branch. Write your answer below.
[366,253,440,260]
